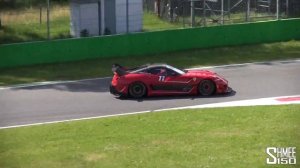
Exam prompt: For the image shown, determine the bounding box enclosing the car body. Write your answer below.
[110,64,231,98]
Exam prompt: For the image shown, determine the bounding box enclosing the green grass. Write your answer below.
[143,12,182,31]
[0,5,291,44]
[0,8,182,44]
[0,40,300,86]
[0,16,71,44]
[0,5,71,44]
[0,105,299,168]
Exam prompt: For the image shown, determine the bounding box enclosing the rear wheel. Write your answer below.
[198,80,216,96]
[129,82,146,98]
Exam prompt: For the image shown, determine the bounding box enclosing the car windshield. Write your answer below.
[166,65,186,75]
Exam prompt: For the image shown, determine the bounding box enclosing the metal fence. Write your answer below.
[144,0,300,27]
[0,0,299,44]
[0,0,70,44]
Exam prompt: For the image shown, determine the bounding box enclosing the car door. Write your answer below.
[143,67,165,91]
[145,67,193,93]
[162,68,194,93]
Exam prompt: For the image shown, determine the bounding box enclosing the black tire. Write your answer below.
[198,80,216,96]
[129,82,147,98]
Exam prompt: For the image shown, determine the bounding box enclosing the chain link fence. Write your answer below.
[0,0,299,44]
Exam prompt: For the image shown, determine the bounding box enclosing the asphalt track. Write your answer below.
[0,60,300,128]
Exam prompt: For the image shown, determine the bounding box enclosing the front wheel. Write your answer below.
[129,82,146,98]
[198,80,216,96]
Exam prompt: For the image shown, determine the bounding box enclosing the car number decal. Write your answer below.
[159,76,165,82]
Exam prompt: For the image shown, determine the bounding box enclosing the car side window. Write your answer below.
[147,67,164,75]
[166,68,178,76]
[145,67,178,76]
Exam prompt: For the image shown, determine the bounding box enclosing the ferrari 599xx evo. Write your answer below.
[110,64,232,98]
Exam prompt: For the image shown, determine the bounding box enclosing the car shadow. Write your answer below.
[116,90,236,102]
[11,78,111,93]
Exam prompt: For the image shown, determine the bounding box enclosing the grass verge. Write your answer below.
[0,40,300,86]
[143,12,182,31]
[0,5,70,44]
[0,105,299,168]
[0,8,181,44]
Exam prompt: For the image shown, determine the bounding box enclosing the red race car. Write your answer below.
[110,64,232,98]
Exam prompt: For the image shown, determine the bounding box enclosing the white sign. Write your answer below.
[266,147,296,165]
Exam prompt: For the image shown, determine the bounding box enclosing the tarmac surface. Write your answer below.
[0,60,299,128]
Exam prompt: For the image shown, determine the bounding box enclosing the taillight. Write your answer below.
[111,75,119,85]
[113,73,119,78]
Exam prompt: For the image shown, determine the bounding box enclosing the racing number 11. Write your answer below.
[159,76,165,82]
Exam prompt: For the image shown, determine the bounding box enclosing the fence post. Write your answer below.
[246,0,250,22]
[47,0,50,40]
[276,0,279,20]
[191,0,195,27]
[268,0,271,14]
[40,5,42,25]
[286,0,289,17]
[203,0,206,26]
[221,0,224,24]
[126,0,129,33]
[227,0,230,20]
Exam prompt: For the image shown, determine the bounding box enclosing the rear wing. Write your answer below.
[112,64,128,76]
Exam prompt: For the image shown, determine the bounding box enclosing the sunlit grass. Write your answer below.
[0,5,69,25]
[0,5,70,43]
[0,8,184,44]
[0,105,299,168]
[143,12,182,31]
[0,5,287,44]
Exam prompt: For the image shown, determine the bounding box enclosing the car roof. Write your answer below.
[131,64,168,72]
[130,63,186,75]
[145,63,169,68]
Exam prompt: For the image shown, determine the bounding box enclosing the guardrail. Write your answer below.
[0,18,300,68]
